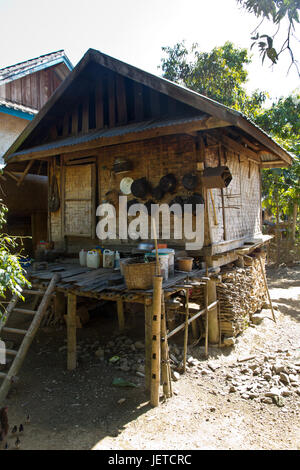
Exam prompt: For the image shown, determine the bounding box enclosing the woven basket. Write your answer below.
[177,257,194,272]
[122,259,156,290]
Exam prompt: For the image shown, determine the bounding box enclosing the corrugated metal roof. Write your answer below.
[3,48,293,166]
[0,98,38,116]
[0,50,73,85]
[9,114,207,158]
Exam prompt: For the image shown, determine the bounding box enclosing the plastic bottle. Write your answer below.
[114,251,120,269]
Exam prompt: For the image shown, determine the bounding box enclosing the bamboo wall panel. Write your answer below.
[64,164,95,237]
[65,200,92,236]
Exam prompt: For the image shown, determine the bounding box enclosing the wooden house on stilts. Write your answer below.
[1,49,292,402]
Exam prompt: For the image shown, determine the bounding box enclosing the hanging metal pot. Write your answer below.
[182,172,198,190]
[113,158,132,174]
[152,185,166,201]
[131,177,150,199]
[159,173,177,193]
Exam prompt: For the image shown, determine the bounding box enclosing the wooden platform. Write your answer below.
[27,262,207,302]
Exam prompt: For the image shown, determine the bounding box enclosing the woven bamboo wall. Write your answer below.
[49,133,262,252]
[205,149,261,243]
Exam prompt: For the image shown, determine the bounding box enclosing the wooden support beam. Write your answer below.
[62,113,69,137]
[207,279,219,344]
[108,74,116,128]
[221,134,261,162]
[67,293,77,370]
[161,296,172,398]
[144,301,152,392]
[95,80,104,129]
[150,276,162,407]
[72,108,78,135]
[258,255,276,323]
[5,170,19,182]
[82,98,89,133]
[117,298,125,331]
[149,89,160,117]
[17,160,34,187]
[116,75,127,124]
[183,288,190,372]
[133,81,143,121]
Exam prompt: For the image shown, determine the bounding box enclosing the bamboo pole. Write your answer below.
[205,281,209,357]
[209,189,218,225]
[144,301,152,391]
[258,255,276,323]
[183,288,190,372]
[161,295,171,398]
[0,274,59,404]
[150,275,162,407]
[117,299,125,331]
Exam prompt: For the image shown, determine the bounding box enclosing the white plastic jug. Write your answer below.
[79,249,87,267]
[86,250,100,269]
[103,249,115,268]
[152,248,175,276]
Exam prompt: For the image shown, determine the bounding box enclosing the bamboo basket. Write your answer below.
[122,260,156,290]
[177,257,194,272]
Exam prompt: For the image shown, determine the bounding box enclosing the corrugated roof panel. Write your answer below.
[0,50,73,84]
[0,98,38,115]
[10,114,207,158]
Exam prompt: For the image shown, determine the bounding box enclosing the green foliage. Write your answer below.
[160,41,267,117]
[159,41,299,237]
[256,92,300,227]
[0,201,30,319]
[237,0,300,72]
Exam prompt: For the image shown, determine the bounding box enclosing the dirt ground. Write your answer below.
[2,263,300,450]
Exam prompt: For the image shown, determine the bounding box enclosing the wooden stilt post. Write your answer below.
[117,298,125,331]
[207,279,219,344]
[161,295,172,398]
[144,299,152,392]
[258,255,276,323]
[205,282,209,357]
[67,293,77,370]
[183,288,190,372]
[150,275,162,407]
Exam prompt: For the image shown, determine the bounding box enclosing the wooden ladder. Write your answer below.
[0,274,59,403]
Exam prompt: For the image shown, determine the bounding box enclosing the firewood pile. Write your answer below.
[217,254,267,337]
[189,253,267,339]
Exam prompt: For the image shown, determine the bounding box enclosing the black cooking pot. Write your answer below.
[131,177,150,199]
[182,173,198,190]
[152,185,165,201]
[159,173,177,193]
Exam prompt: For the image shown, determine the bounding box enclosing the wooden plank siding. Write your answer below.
[0,65,65,110]
[12,66,202,152]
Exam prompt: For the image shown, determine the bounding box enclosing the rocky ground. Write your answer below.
[2,263,300,450]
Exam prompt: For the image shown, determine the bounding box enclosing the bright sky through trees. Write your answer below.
[0,0,299,102]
